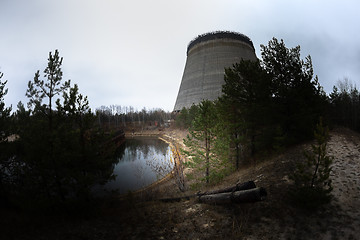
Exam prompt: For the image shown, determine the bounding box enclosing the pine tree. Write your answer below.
[183,100,217,185]
[10,50,117,207]
[260,38,326,143]
[25,49,71,201]
[176,107,189,129]
[0,72,12,141]
[0,72,12,201]
[291,118,333,209]
[220,59,272,164]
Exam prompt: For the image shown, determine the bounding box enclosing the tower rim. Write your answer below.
[187,31,254,55]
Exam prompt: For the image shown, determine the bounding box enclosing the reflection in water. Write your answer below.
[103,137,174,194]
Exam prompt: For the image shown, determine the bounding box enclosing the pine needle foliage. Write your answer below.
[291,118,333,209]
[183,100,232,188]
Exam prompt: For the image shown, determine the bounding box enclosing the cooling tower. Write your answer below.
[173,31,257,111]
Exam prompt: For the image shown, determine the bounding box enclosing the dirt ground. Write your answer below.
[1,128,360,239]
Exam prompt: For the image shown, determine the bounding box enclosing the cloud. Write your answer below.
[1,0,360,111]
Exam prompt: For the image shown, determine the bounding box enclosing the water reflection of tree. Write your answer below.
[147,138,168,157]
[113,142,126,162]
[146,145,174,180]
[112,137,174,188]
[117,138,168,162]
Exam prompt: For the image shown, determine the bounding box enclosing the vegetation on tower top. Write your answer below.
[187,31,255,54]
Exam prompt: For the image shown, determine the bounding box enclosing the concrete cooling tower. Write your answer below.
[173,31,257,111]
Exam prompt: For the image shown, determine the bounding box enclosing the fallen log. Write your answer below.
[197,180,256,196]
[198,187,267,204]
[158,180,262,203]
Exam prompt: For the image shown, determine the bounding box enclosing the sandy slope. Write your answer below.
[238,128,360,239]
[326,129,360,238]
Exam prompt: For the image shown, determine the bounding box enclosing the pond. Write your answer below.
[99,137,174,195]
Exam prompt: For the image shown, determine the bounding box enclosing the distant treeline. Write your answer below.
[329,78,360,132]
[95,105,172,130]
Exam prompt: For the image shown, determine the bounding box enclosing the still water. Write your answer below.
[103,137,174,194]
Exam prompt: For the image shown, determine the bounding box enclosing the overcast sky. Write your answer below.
[1,0,360,112]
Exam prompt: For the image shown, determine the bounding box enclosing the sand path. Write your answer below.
[326,130,360,238]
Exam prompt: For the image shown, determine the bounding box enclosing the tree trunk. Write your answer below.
[232,132,240,170]
[198,187,267,204]
[311,145,321,188]
[205,133,209,184]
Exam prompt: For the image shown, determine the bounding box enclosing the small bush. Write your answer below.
[291,186,332,210]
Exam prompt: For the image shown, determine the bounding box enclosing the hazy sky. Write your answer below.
[1,0,360,112]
